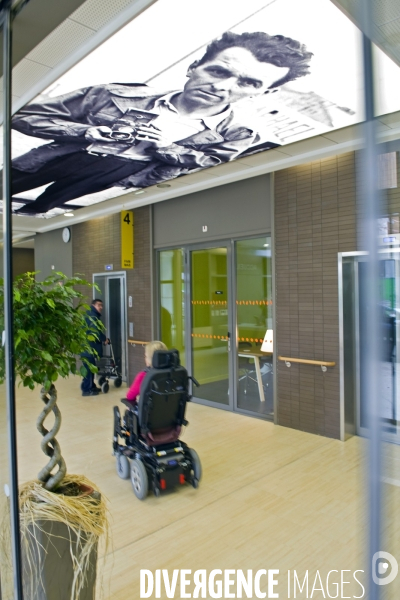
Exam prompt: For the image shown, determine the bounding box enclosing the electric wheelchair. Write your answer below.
[112,349,202,500]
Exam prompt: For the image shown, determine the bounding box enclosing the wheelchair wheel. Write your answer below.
[116,454,130,479]
[130,459,148,500]
[114,377,122,388]
[98,376,106,386]
[188,448,202,483]
[101,381,110,394]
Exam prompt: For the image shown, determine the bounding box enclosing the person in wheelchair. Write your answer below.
[113,348,202,499]
[125,340,167,405]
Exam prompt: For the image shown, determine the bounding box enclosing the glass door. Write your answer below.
[235,236,273,417]
[190,246,232,407]
[157,235,274,418]
[341,251,400,443]
[93,272,127,381]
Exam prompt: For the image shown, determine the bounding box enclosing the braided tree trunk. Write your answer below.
[37,385,67,491]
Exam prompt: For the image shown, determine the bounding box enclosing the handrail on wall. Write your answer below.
[128,339,149,346]
[278,356,336,373]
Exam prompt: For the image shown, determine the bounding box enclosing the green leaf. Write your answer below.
[0,271,97,388]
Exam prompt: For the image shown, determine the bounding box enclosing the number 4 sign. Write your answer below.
[121,210,134,269]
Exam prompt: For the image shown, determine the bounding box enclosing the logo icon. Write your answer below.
[372,551,398,585]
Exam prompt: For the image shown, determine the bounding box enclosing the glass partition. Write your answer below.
[235,237,273,416]
[0,246,15,598]
[341,251,400,442]
[191,247,229,405]
[159,249,185,364]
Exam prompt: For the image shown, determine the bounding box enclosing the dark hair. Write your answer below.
[196,31,313,88]
[92,298,103,305]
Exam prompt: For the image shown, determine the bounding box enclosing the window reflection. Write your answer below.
[159,249,185,364]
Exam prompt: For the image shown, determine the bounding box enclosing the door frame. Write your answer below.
[156,233,273,419]
[339,250,400,443]
[92,271,128,382]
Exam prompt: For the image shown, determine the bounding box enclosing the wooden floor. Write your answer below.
[4,377,400,598]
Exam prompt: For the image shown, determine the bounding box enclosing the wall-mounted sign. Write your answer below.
[5,0,400,219]
[121,210,134,269]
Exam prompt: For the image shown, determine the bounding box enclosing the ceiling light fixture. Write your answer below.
[134,190,145,195]
[156,183,171,188]
[64,212,74,217]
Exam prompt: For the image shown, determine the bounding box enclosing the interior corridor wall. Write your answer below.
[274,153,358,439]
[153,175,271,247]
[71,208,152,385]
[35,228,73,281]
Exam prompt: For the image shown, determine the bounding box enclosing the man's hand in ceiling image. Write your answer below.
[9,31,312,216]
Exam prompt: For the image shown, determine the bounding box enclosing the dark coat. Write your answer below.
[83,304,106,358]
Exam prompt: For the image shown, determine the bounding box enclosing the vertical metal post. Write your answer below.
[2,1,24,598]
[360,1,382,599]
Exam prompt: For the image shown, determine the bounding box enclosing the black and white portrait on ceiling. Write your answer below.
[5,0,400,218]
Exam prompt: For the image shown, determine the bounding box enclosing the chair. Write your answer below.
[238,341,258,394]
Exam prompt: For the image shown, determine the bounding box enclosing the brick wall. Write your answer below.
[274,153,357,439]
[72,207,152,384]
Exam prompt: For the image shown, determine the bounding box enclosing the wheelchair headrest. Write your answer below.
[152,349,180,369]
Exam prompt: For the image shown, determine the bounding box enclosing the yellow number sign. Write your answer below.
[121,210,134,269]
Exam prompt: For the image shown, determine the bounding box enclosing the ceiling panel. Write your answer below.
[331,0,400,66]
[11,61,52,97]
[26,20,96,68]
[379,112,400,128]
[0,0,87,75]
[70,0,139,30]
[238,148,294,167]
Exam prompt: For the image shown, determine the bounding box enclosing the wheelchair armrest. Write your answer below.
[121,398,136,410]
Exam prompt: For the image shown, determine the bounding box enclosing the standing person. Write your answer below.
[81,298,109,397]
[126,341,167,405]
[10,31,312,215]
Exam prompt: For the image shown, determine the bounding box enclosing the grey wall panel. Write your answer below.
[153,175,271,248]
[35,228,73,281]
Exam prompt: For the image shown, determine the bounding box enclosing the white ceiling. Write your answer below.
[2,0,400,242]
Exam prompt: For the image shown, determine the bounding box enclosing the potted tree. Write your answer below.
[0,271,109,600]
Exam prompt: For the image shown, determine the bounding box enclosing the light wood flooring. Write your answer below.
[3,377,400,598]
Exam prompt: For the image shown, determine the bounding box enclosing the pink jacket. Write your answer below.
[126,370,147,402]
